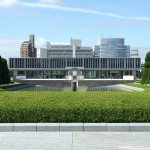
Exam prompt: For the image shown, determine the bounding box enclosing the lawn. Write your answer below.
[0,84,150,123]
[126,82,150,91]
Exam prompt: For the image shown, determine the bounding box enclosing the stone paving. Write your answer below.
[0,132,150,150]
[2,123,150,132]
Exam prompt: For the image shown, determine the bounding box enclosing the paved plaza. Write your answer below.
[0,132,150,150]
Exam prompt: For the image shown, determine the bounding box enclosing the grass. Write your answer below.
[0,85,150,122]
[125,82,150,91]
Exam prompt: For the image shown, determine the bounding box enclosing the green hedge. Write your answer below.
[0,56,10,84]
[0,91,150,123]
[141,51,150,84]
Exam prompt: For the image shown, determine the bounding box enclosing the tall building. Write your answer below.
[40,39,93,58]
[94,45,100,57]
[20,35,37,58]
[100,38,130,58]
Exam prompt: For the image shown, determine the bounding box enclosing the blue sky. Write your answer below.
[0,0,150,62]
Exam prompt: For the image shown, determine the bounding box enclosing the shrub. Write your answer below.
[0,56,10,85]
[141,52,150,84]
[0,91,150,123]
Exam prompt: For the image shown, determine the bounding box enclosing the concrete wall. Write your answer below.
[16,79,134,89]
[78,80,134,87]
[15,79,71,88]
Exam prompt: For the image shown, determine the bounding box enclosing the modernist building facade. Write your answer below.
[94,38,139,58]
[40,39,93,58]
[9,57,141,79]
[94,45,100,58]
[130,49,139,58]
[20,35,37,58]
[10,37,141,80]
[94,38,130,58]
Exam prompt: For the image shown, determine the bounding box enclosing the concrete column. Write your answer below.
[123,71,126,76]
[25,71,27,77]
[132,70,136,80]
[106,71,108,78]
[13,70,18,80]
[73,45,76,58]
[14,70,18,76]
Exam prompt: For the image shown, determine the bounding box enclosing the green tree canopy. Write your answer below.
[0,56,10,84]
[141,51,150,84]
[145,52,150,68]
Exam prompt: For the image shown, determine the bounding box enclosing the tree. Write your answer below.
[141,52,150,84]
[0,56,10,84]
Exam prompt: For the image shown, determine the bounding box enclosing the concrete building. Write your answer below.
[9,57,141,79]
[10,37,141,86]
[20,35,37,58]
[40,39,93,58]
[130,49,139,58]
[70,39,81,47]
[94,45,100,57]
[100,38,130,58]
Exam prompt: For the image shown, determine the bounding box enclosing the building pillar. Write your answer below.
[132,70,136,80]
[14,70,18,76]
[107,71,109,78]
[123,70,126,76]
[13,70,18,80]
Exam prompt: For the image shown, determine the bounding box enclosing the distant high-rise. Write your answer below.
[100,38,130,58]
[94,45,100,57]
[20,35,37,58]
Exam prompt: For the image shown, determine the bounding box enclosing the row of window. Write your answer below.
[9,58,141,69]
[50,46,72,49]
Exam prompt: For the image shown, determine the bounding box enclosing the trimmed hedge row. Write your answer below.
[0,91,150,123]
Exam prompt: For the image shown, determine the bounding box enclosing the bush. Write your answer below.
[141,52,150,84]
[0,56,10,85]
[0,91,150,123]
[141,68,148,84]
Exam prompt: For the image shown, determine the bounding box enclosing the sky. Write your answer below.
[0,0,150,62]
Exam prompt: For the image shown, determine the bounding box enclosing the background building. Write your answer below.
[130,49,139,58]
[20,35,37,58]
[99,38,130,58]
[70,39,81,47]
[94,45,100,57]
[40,39,93,58]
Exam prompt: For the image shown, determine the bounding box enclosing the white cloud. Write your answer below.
[132,17,150,21]
[0,0,20,7]
[20,1,150,22]
[39,0,62,5]
[36,37,47,49]
[0,39,22,61]
[0,0,150,21]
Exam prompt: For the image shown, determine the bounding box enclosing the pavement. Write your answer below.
[0,132,150,150]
